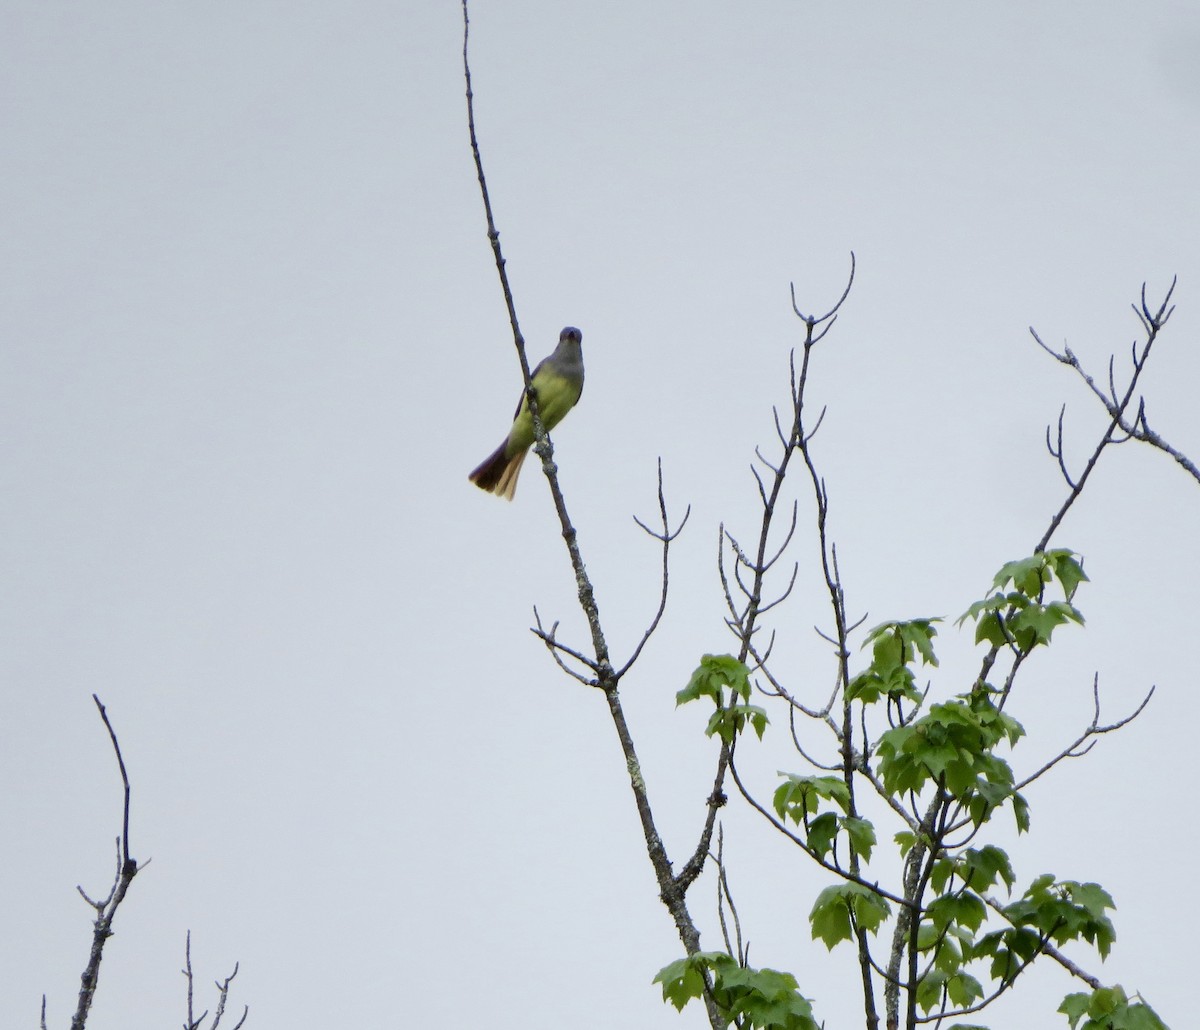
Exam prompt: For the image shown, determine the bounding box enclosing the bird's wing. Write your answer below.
[510,354,552,420]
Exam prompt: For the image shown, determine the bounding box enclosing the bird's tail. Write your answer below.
[469,444,528,500]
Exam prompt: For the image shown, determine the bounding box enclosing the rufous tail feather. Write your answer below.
[469,444,528,501]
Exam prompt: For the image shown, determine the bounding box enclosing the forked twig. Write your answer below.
[619,459,691,679]
[68,696,140,1030]
[1034,281,1195,551]
[531,608,601,684]
[183,931,249,1030]
[1016,675,1155,791]
[713,827,747,967]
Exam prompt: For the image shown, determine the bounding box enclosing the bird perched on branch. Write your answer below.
[469,326,585,500]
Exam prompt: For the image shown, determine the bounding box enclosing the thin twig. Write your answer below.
[726,748,909,907]
[618,460,691,679]
[183,931,249,1030]
[530,609,600,684]
[713,827,747,966]
[1016,676,1155,791]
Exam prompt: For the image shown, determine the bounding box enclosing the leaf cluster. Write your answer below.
[774,775,877,864]
[958,551,1087,653]
[678,653,768,744]
[654,952,819,1030]
[1060,986,1168,1030]
[877,690,1028,831]
[848,619,939,704]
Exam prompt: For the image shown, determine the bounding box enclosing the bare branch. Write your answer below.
[785,705,842,771]
[530,610,599,685]
[1016,676,1155,791]
[754,564,800,617]
[183,931,248,1030]
[619,460,691,679]
[727,751,910,907]
[1133,404,1200,483]
[1034,280,1196,552]
[750,462,768,507]
[713,827,747,966]
[675,746,730,892]
[1044,405,1077,488]
[69,697,140,1030]
[802,405,828,445]
[791,253,857,326]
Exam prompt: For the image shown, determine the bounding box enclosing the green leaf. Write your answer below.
[861,619,942,667]
[960,552,1087,652]
[933,936,963,974]
[773,775,851,822]
[959,846,1016,892]
[719,965,818,1029]
[1011,791,1031,833]
[956,893,986,932]
[875,725,925,794]
[1004,926,1042,962]
[1059,992,1091,1029]
[1059,985,1168,1030]
[810,887,853,949]
[1071,881,1116,919]
[926,892,986,934]
[1008,599,1083,648]
[653,956,707,1011]
[930,857,955,895]
[1047,549,1089,600]
[705,703,769,744]
[1005,877,1116,960]
[916,921,941,951]
[916,969,946,1014]
[656,953,819,1030]
[849,619,941,704]
[749,707,769,738]
[842,816,876,862]
[1088,984,1126,1018]
[993,555,1047,597]
[946,971,984,1008]
[877,693,1022,812]
[807,812,839,859]
[1121,1004,1170,1030]
[810,884,890,949]
[719,964,798,995]
[678,654,752,706]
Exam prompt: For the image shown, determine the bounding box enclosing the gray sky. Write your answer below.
[3,2,1198,1027]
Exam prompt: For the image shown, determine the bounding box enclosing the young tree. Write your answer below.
[461,5,1191,1027]
[653,277,1182,1030]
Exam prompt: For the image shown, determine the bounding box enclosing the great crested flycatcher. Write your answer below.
[469,326,584,500]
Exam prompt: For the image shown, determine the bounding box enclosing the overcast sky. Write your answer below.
[3,2,1198,1028]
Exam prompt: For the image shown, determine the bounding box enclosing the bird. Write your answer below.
[469,327,584,500]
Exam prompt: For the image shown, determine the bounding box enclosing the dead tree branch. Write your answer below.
[1034,280,1195,551]
[67,695,140,1030]
[183,931,249,1030]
